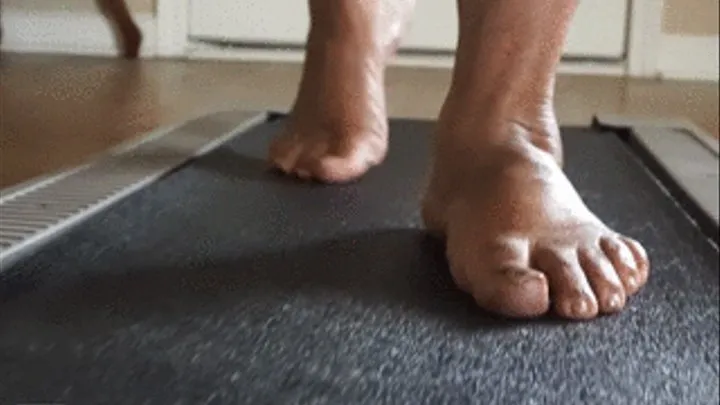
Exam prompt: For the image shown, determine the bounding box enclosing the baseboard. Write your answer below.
[5,9,715,83]
[657,35,719,82]
[185,43,627,76]
[0,8,157,57]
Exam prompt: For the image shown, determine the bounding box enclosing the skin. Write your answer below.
[269,0,650,320]
[96,0,143,59]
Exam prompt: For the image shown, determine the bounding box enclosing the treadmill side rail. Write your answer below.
[593,114,719,243]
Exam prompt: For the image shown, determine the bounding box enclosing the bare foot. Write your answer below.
[422,119,650,320]
[416,0,650,320]
[269,1,414,183]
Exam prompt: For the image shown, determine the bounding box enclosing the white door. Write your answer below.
[189,0,628,59]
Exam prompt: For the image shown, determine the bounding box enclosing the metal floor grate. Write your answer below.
[0,110,267,271]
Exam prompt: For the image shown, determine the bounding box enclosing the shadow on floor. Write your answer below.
[0,228,568,344]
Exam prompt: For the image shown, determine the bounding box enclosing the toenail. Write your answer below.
[572,298,590,316]
[626,275,638,290]
[607,293,623,311]
[619,246,636,269]
[506,268,537,282]
[278,162,292,173]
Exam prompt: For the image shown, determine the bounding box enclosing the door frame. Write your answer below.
[625,0,664,77]
[156,0,664,77]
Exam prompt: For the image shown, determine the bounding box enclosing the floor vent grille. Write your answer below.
[0,110,266,271]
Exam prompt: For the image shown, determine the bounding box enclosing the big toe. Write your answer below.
[452,238,551,318]
[304,137,384,183]
[472,265,551,318]
[312,154,373,183]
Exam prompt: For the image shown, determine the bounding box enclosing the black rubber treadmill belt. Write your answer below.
[1,117,718,405]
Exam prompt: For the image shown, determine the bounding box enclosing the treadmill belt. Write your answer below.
[1,117,718,405]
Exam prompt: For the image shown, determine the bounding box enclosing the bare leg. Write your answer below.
[268,0,415,183]
[422,0,650,319]
[96,0,142,59]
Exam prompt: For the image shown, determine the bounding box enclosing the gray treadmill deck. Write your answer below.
[1,117,718,405]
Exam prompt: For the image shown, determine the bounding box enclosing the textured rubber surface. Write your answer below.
[1,118,718,405]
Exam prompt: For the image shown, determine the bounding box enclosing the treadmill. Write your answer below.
[1,111,718,405]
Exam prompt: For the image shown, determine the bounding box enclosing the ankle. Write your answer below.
[435,110,563,168]
[306,29,391,76]
[307,1,412,59]
[506,116,563,166]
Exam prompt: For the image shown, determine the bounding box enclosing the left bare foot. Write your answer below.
[268,0,415,183]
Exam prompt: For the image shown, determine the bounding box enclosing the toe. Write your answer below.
[578,247,626,314]
[469,265,550,319]
[600,235,646,296]
[313,142,379,183]
[620,236,650,290]
[294,169,312,180]
[268,127,386,183]
[452,237,550,318]
[534,248,599,320]
[269,136,302,174]
[293,141,329,181]
[314,156,370,183]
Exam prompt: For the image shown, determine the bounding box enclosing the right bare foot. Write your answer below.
[269,1,415,183]
[421,117,650,320]
[420,0,651,320]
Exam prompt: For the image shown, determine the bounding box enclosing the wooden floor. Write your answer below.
[1,53,718,189]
